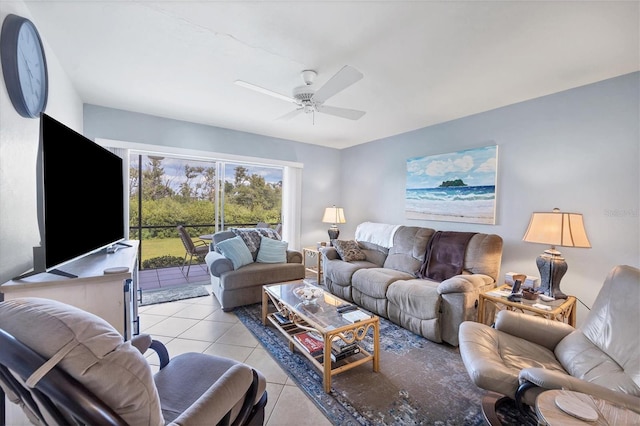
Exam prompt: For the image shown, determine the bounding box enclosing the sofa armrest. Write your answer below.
[319,246,339,260]
[286,250,302,264]
[205,251,234,277]
[519,368,640,414]
[495,310,575,350]
[437,274,494,294]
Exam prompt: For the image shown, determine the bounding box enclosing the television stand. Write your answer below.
[1,240,140,339]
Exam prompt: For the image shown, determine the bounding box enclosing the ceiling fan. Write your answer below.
[235,65,366,121]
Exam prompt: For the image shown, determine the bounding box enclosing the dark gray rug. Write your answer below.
[140,284,210,306]
[235,302,536,425]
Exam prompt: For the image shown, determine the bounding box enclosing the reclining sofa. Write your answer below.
[205,228,305,311]
[321,222,503,346]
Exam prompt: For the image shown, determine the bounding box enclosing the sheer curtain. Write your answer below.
[282,165,302,250]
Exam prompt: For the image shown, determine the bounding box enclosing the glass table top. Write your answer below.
[264,280,374,331]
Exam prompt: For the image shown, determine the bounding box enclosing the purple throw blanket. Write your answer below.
[418,231,476,281]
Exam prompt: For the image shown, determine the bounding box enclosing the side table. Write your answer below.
[477,284,576,326]
[536,389,640,425]
[302,247,323,283]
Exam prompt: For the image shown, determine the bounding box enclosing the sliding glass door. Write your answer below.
[220,162,283,229]
[128,153,283,270]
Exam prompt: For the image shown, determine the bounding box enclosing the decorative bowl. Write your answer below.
[293,285,324,305]
[522,288,539,300]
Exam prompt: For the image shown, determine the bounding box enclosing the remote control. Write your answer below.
[539,294,555,302]
[337,304,358,313]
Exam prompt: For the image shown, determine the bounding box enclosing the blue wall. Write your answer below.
[83,72,639,325]
[340,72,639,323]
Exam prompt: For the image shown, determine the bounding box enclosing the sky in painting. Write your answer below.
[406,145,497,189]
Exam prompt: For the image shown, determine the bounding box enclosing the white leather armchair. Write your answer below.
[458,265,640,423]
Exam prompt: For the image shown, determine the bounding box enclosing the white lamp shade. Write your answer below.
[322,207,346,224]
[523,210,591,248]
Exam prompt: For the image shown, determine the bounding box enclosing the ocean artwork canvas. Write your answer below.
[406,145,498,224]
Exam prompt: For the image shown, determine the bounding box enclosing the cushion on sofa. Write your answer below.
[256,235,288,263]
[387,279,441,319]
[332,240,366,262]
[231,228,281,260]
[383,227,435,275]
[216,236,254,269]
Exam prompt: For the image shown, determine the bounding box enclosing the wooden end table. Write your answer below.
[262,280,379,393]
[477,284,576,326]
[302,247,323,282]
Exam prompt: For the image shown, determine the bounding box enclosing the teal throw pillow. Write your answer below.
[256,235,288,263]
[216,236,253,270]
[231,227,282,260]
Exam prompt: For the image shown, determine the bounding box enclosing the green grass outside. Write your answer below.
[140,237,207,263]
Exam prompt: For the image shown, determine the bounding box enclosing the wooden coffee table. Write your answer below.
[262,280,380,393]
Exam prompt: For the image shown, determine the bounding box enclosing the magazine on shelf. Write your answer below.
[293,331,324,356]
[273,312,292,325]
[331,337,357,354]
[330,335,360,362]
[331,346,360,362]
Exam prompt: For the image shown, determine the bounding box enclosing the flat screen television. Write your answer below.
[22,113,126,278]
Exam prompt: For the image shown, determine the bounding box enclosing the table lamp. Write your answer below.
[322,206,346,242]
[522,208,591,299]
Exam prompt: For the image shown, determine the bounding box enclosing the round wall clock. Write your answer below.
[1,14,48,118]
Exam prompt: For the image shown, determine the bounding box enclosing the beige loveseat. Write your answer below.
[321,222,503,346]
[205,229,305,311]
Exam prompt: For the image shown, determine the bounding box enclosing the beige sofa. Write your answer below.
[205,229,305,311]
[321,223,503,346]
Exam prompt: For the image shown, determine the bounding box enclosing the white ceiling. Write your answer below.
[26,1,639,149]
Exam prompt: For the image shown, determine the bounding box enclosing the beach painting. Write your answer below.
[405,145,498,224]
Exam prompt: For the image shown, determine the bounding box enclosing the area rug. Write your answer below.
[140,284,210,306]
[235,303,537,425]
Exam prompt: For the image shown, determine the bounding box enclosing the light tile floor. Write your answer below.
[139,285,332,426]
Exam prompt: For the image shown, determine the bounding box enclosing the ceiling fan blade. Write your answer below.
[234,80,297,104]
[316,105,366,120]
[277,108,304,121]
[312,65,363,103]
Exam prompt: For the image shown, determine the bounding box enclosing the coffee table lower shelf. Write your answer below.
[261,286,379,393]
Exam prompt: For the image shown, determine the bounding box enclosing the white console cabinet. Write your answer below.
[0,240,140,339]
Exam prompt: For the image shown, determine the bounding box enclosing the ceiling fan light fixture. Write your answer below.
[303,103,315,114]
[301,70,317,85]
